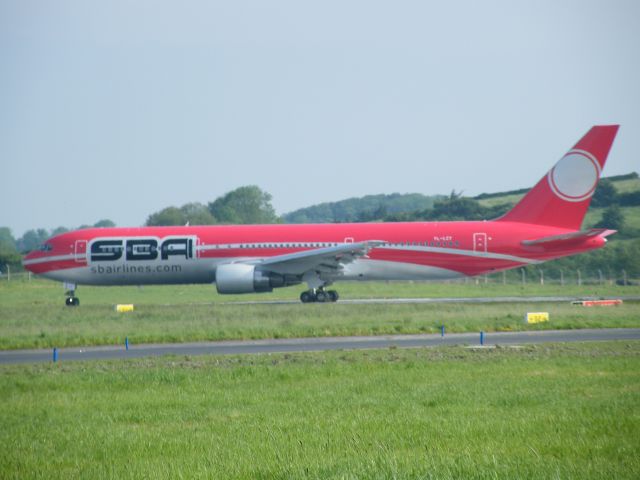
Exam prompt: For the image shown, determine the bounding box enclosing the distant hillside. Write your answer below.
[283,172,639,233]
[475,172,640,209]
[473,172,640,238]
[283,193,444,224]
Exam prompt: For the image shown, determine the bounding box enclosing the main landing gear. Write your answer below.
[64,283,80,307]
[300,288,339,303]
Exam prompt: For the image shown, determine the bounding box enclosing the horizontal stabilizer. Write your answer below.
[522,229,616,248]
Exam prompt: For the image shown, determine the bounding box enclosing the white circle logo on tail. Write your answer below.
[547,149,601,202]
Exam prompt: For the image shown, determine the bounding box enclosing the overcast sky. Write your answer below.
[2,0,638,236]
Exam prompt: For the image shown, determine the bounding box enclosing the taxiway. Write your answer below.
[1,328,638,364]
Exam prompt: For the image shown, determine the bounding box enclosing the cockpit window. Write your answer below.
[39,243,53,252]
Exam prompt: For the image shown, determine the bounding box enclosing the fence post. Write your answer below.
[540,269,544,286]
[6,265,9,282]
[577,269,582,286]
[560,269,564,286]
[622,270,628,286]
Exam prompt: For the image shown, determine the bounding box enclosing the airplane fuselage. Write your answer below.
[23,221,605,286]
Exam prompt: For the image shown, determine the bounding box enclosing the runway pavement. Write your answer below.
[1,328,639,365]
[228,295,640,306]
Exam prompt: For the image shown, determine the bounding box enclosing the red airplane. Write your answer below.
[24,125,619,305]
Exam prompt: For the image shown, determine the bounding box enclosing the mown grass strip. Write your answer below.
[1,280,639,350]
[1,342,639,479]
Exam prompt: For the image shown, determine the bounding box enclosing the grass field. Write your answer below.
[1,279,639,350]
[1,342,638,479]
[611,176,640,194]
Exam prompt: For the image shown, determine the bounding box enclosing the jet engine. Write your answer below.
[215,263,300,294]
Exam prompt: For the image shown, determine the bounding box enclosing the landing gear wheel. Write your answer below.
[300,291,314,303]
[65,296,80,307]
[315,290,328,303]
[299,288,339,303]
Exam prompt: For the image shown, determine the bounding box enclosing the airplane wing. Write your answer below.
[251,240,386,276]
[522,229,616,248]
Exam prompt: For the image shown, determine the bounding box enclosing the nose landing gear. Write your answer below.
[65,296,80,307]
[300,288,339,303]
[64,283,80,307]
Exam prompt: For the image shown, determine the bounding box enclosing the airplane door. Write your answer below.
[195,236,201,259]
[473,233,487,253]
[74,240,88,262]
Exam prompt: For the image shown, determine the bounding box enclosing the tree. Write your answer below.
[594,204,625,231]
[179,203,216,225]
[618,190,640,207]
[423,191,486,221]
[16,229,49,253]
[146,203,215,226]
[93,219,116,228]
[208,186,280,224]
[591,179,617,207]
[0,227,21,270]
[616,239,640,277]
[146,207,187,226]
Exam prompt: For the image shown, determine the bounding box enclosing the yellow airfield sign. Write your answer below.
[115,304,135,313]
[525,312,549,324]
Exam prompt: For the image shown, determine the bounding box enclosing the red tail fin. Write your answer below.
[498,125,619,230]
